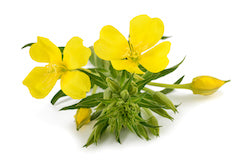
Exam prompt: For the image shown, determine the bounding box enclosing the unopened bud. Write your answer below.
[153,92,177,113]
[120,89,129,101]
[106,78,120,93]
[129,85,138,95]
[103,88,112,99]
[191,76,229,95]
[74,108,92,130]
[147,116,159,136]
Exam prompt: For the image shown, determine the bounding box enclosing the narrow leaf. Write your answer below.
[78,69,108,89]
[161,36,171,40]
[60,92,103,111]
[51,90,66,105]
[137,57,185,90]
[21,43,34,49]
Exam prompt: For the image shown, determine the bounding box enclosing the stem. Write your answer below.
[147,82,192,90]
[92,85,98,94]
[142,87,155,94]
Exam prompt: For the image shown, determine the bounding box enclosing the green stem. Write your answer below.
[147,82,192,90]
[142,87,155,94]
[92,85,98,94]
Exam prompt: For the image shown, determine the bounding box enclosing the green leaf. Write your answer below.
[131,93,147,103]
[60,92,103,111]
[137,57,185,90]
[161,36,171,40]
[137,98,163,109]
[122,73,133,90]
[51,90,66,105]
[58,46,65,53]
[118,70,128,86]
[21,43,35,49]
[109,64,118,78]
[78,69,108,89]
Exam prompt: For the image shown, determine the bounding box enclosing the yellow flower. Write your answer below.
[23,36,91,99]
[74,108,92,130]
[191,76,229,95]
[94,15,171,74]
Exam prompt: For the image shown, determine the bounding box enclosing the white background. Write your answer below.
[0,0,240,159]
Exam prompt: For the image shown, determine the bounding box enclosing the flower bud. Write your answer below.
[153,92,177,113]
[120,89,129,101]
[103,87,112,99]
[74,108,92,130]
[191,76,229,95]
[128,85,138,95]
[147,116,159,136]
[106,78,120,93]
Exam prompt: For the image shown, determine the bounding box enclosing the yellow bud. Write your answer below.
[74,108,92,130]
[191,76,229,95]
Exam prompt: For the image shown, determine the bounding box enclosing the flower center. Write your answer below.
[46,63,67,74]
[127,42,139,62]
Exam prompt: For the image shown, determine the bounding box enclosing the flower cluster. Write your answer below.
[22,15,229,147]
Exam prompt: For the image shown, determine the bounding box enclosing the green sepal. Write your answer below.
[59,92,103,111]
[137,57,185,90]
[51,90,66,105]
[160,75,185,94]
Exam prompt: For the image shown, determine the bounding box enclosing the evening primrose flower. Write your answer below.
[94,15,171,74]
[74,108,92,130]
[191,76,229,95]
[23,36,91,99]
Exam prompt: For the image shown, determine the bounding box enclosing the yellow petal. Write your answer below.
[74,108,92,130]
[111,59,144,74]
[130,15,164,54]
[191,76,229,95]
[63,37,91,69]
[139,41,171,73]
[29,37,62,63]
[60,71,91,99]
[94,25,130,60]
[23,67,59,99]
